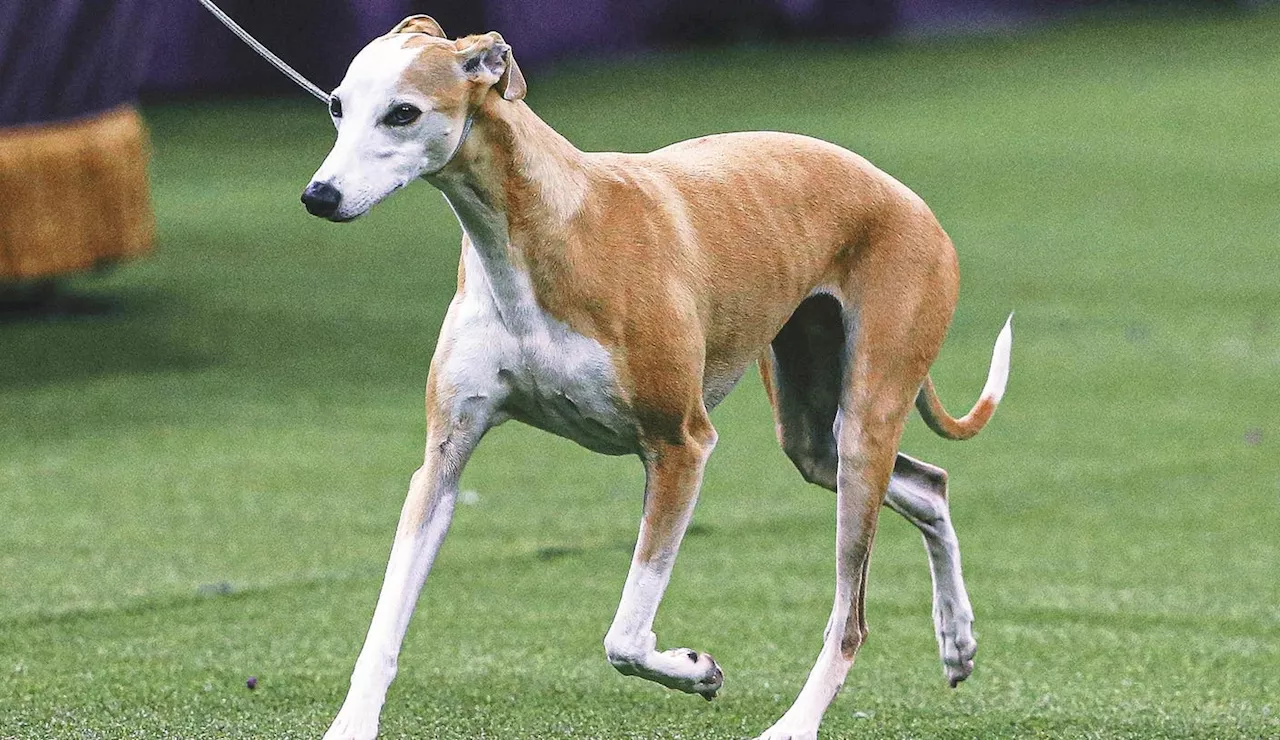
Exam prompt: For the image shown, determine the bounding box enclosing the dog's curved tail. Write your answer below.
[915,314,1013,441]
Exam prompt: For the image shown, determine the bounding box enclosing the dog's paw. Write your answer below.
[322,710,379,740]
[678,649,724,699]
[613,646,725,699]
[936,609,976,687]
[653,648,724,699]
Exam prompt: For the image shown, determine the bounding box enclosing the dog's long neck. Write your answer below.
[428,98,590,331]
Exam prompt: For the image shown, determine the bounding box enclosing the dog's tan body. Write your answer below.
[472,122,953,414]
[306,17,1010,740]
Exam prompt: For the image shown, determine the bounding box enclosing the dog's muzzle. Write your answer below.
[301,181,343,219]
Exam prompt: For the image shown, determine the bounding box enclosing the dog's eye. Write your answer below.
[329,96,343,118]
[383,104,421,127]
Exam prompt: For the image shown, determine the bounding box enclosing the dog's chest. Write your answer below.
[449,280,638,456]
[501,324,637,455]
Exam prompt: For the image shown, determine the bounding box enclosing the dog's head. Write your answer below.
[301,15,525,222]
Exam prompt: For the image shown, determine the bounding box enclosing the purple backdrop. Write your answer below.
[1,0,1153,126]
[0,0,162,126]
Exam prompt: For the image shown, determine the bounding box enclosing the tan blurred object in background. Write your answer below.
[0,106,153,281]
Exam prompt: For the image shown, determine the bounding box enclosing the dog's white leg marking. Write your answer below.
[884,453,976,686]
[757,454,870,738]
[603,424,724,698]
[760,381,909,739]
[757,497,862,736]
[323,390,491,740]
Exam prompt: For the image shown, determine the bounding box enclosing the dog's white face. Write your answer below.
[302,22,523,223]
[303,36,468,222]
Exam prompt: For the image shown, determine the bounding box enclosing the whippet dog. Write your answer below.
[302,16,1012,740]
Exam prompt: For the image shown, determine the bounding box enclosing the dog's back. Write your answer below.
[557,131,959,375]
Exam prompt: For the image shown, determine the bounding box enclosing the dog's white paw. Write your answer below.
[935,608,976,687]
[322,709,379,740]
[656,648,724,699]
[611,646,724,699]
[755,718,818,740]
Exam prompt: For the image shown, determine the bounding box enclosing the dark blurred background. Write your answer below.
[3,0,1269,127]
[4,0,1269,285]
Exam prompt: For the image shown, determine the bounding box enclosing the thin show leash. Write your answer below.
[194,0,330,104]
[194,0,474,174]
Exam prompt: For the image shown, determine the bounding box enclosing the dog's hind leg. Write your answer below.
[759,291,928,740]
[324,371,492,740]
[884,454,976,687]
[761,295,977,689]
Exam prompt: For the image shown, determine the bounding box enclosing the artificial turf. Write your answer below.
[2,9,1278,739]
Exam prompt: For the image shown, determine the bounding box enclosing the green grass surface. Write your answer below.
[3,11,1279,739]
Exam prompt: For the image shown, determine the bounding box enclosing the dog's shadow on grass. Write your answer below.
[0,279,125,321]
[0,281,216,388]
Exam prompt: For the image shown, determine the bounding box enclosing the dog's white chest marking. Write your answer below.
[437,190,638,456]
[446,267,637,455]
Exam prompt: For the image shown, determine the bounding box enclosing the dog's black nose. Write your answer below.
[301,181,342,218]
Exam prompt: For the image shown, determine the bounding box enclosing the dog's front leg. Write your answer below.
[603,412,724,699]
[323,392,491,740]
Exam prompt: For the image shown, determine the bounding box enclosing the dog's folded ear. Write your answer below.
[456,32,526,102]
[389,14,446,38]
